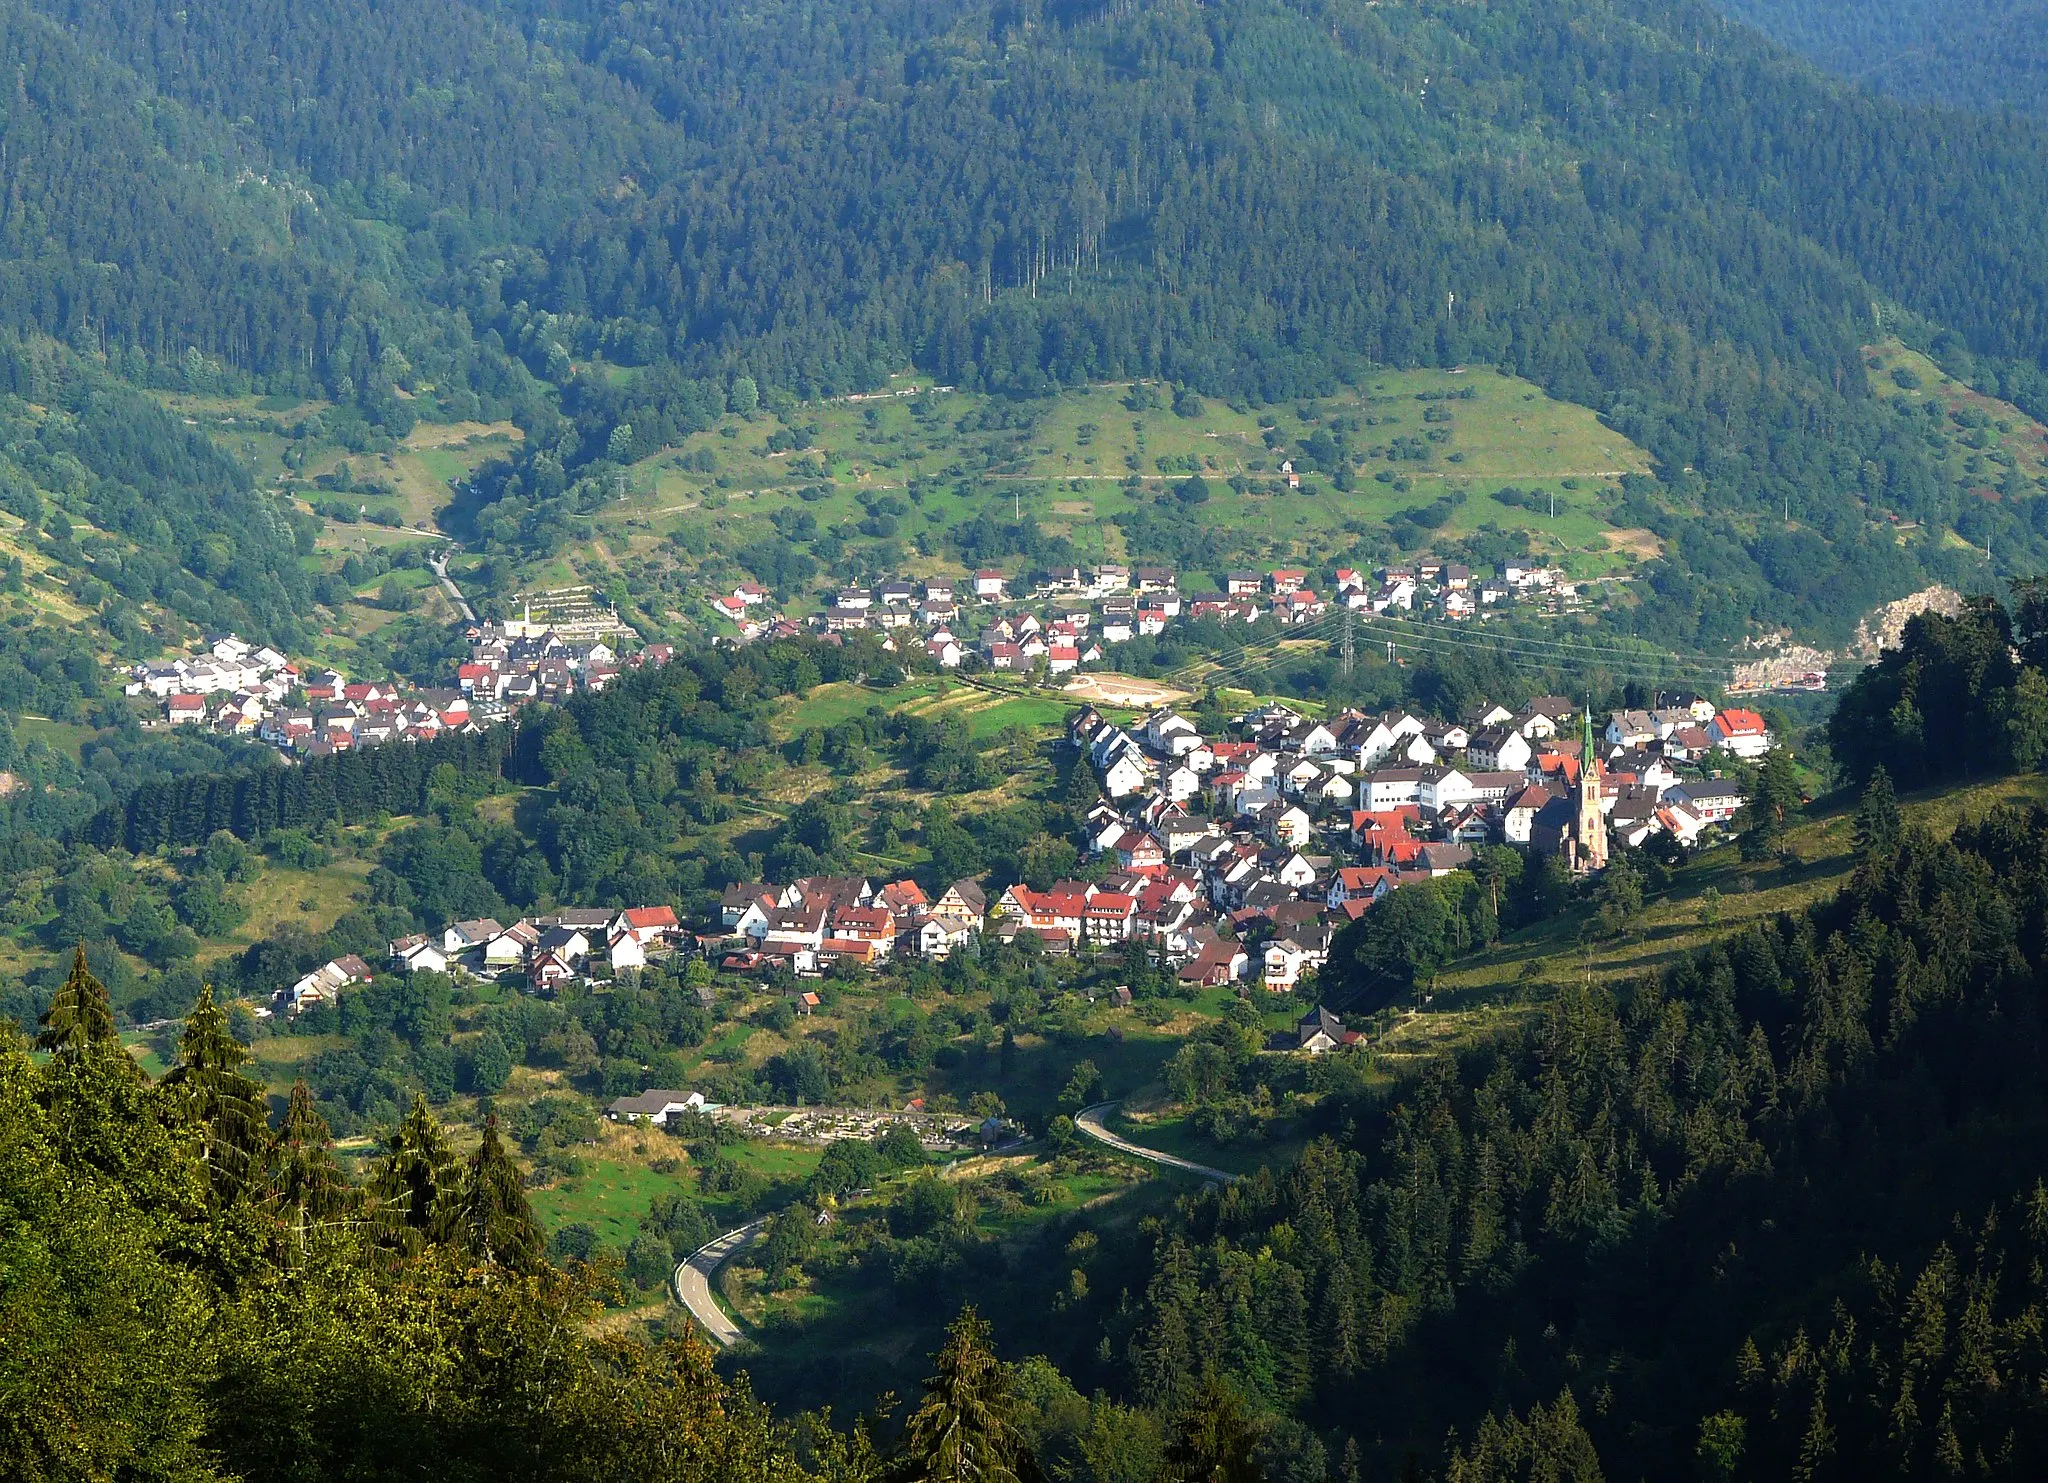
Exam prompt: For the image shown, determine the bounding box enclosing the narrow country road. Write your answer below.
[1076,1103,1239,1183]
[427,546,477,623]
[672,1216,768,1348]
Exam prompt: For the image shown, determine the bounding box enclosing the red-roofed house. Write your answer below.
[1535,749,1582,790]
[1326,867,1394,911]
[1709,708,1772,760]
[1111,829,1167,874]
[819,938,879,968]
[996,885,1087,944]
[616,906,680,944]
[1082,893,1138,944]
[875,880,928,919]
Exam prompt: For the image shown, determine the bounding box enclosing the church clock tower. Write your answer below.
[1569,707,1608,874]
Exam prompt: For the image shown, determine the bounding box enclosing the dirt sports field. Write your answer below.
[1063,673,1189,707]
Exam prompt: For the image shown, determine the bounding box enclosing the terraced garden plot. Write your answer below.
[601,369,1659,599]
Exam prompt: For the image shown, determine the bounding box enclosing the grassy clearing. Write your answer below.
[952,693,1069,738]
[529,1158,690,1249]
[1107,1106,1295,1180]
[1865,338,2048,495]
[247,1034,346,1095]
[529,1137,824,1246]
[15,714,95,760]
[121,1030,169,1080]
[202,858,372,966]
[772,680,936,738]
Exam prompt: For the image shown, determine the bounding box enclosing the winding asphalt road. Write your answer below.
[1076,1102,1239,1184]
[427,547,477,623]
[671,1216,769,1348]
[672,1116,1227,1345]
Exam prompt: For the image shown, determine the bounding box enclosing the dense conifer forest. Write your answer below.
[1713,1,2048,116]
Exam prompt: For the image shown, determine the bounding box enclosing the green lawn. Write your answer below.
[955,694,1069,738]
[529,1159,686,1249]
[529,1140,823,1248]
[16,715,94,760]
[120,1030,169,1080]
[203,858,370,965]
[775,679,943,739]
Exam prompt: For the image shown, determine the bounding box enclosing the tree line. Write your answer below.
[80,728,513,855]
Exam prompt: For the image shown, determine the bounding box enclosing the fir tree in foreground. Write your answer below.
[161,982,270,1204]
[371,1092,460,1256]
[34,943,120,1060]
[442,1113,545,1274]
[899,1307,1037,1483]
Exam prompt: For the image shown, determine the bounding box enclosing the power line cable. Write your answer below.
[1351,611,1735,683]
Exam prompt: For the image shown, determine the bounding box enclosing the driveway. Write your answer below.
[671,1216,768,1347]
[1075,1103,1238,1184]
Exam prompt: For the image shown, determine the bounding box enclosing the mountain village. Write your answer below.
[327,687,1763,1031]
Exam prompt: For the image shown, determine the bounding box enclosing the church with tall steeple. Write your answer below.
[1566,707,1608,874]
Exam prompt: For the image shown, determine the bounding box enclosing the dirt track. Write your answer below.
[1063,673,1189,707]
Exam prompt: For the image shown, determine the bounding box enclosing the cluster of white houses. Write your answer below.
[384,906,683,997]
[713,558,1581,671]
[714,876,990,975]
[1036,690,1761,990]
[276,907,684,1015]
[457,620,676,719]
[681,692,1757,995]
[131,623,677,756]
[133,633,483,754]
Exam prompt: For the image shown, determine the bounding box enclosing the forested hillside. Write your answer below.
[8,0,2048,650]
[32,715,2048,1481]
[1713,0,2048,116]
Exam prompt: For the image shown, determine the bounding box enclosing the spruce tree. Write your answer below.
[1853,765,1903,862]
[1740,747,1803,862]
[445,1114,544,1273]
[161,983,270,1204]
[33,946,168,1185]
[270,1078,346,1256]
[372,1092,459,1254]
[900,1306,1034,1483]
[1162,1375,1263,1483]
[36,944,122,1063]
